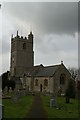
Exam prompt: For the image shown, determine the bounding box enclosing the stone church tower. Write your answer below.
[10,31,34,77]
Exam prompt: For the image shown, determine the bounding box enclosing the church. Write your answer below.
[10,31,71,95]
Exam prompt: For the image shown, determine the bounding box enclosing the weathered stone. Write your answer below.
[10,32,71,95]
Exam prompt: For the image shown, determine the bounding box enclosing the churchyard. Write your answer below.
[41,94,79,118]
[2,90,79,118]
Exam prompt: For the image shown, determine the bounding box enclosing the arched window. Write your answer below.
[44,79,48,86]
[23,43,26,49]
[60,74,65,85]
[35,79,38,86]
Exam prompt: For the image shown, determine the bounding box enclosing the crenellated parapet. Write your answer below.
[11,31,33,43]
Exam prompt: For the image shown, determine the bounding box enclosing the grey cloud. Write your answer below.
[2,36,10,54]
[1,2,78,74]
[35,33,77,55]
[4,2,78,35]
[35,36,60,55]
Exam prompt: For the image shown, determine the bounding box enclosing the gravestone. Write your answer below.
[9,87,12,93]
[50,96,56,108]
[66,96,70,103]
[3,86,8,95]
[19,90,23,96]
[23,89,26,96]
[20,89,25,96]
[25,86,29,95]
[13,90,20,103]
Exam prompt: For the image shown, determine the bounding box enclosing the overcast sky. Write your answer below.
[0,1,78,75]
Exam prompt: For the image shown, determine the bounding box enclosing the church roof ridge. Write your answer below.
[34,63,62,68]
[33,64,62,77]
[44,64,61,68]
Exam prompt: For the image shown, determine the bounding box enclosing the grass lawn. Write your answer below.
[2,93,34,118]
[41,94,79,118]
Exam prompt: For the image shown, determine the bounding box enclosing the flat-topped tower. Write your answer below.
[10,31,34,76]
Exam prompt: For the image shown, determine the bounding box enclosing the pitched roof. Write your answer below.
[25,64,61,77]
[34,65,61,77]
